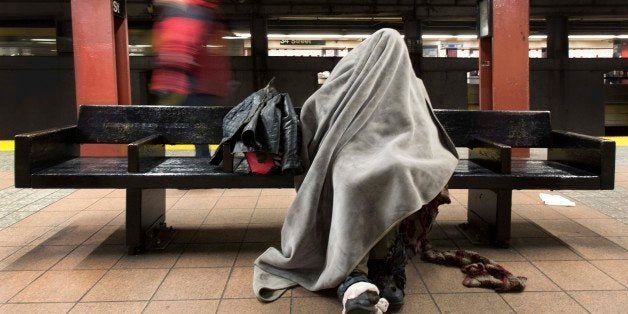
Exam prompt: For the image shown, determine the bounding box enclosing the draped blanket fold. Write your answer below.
[253,28,459,301]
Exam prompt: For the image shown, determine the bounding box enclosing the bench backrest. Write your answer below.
[77,105,227,144]
[77,105,552,147]
[435,109,552,147]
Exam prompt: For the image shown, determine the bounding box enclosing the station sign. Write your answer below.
[113,0,126,19]
[279,40,326,45]
[440,43,463,49]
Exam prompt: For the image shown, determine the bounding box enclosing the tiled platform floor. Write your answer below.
[0,150,626,313]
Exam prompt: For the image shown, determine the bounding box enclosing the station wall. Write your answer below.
[1,56,626,139]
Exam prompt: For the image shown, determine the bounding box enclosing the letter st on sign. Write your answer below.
[112,0,125,19]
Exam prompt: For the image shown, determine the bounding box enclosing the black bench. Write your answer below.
[15,105,615,252]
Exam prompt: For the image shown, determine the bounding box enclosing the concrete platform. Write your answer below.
[0,150,626,313]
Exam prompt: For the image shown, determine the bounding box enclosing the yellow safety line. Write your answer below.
[603,137,628,147]
[0,141,218,152]
[0,140,14,152]
[1,137,627,152]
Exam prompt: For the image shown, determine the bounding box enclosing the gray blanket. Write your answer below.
[253,28,459,302]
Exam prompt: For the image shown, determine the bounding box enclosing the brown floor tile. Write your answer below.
[81,268,169,301]
[166,189,190,197]
[104,189,126,198]
[33,225,101,246]
[183,189,224,198]
[256,196,294,209]
[218,298,290,314]
[292,287,336,298]
[0,227,51,246]
[534,219,599,238]
[502,291,587,313]
[510,221,551,238]
[223,267,256,299]
[42,198,99,212]
[170,225,200,244]
[568,291,628,314]
[415,262,488,293]
[70,301,147,314]
[514,205,568,220]
[235,243,277,267]
[174,243,239,268]
[433,220,466,239]
[113,244,183,269]
[454,239,526,262]
[511,237,582,261]
[153,267,230,300]
[450,193,468,206]
[223,188,262,197]
[533,261,624,291]
[0,178,13,189]
[0,302,75,314]
[67,189,114,199]
[260,188,296,196]
[11,269,105,302]
[0,245,20,261]
[549,204,610,219]
[166,210,210,226]
[425,223,449,240]
[512,191,542,205]
[573,218,628,237]
[192,224,248,243]
[203,208,254,225]
[400,294,439,313]
[2,245,75,271]
[85,197,126,211]
[405,264,428,294]
[607,237,628,250]
[590,260,628,286]
[214,196,259,209]
[432,293,513,313]
[166,197,181,210]
[52,245,125,270]
[0,270,42,302]
[107,212,125,226]
[67,211,121,226]
[145,300,219,313]
[84,226,124,246]
[561,236,628,260]
[498,261,560,292]
[11,211,77,228]
[172,196,219,210]
[250,208,288,224]
[292,296,342,313]
[436,204,467,221]
[244,224,282,243]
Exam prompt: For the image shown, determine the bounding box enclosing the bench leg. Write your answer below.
[126,188,172,254]
[461,189,512,247]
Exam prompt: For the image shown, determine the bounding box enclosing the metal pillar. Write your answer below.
[71,0,131,156]
[251,15,269,90]
[403,12,422,76]
[478,0,529,111]
[546,16,569,60]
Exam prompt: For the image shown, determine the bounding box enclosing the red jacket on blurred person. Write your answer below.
[150,0,230,100]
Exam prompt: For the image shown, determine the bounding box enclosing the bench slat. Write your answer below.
[77,105,228,144]
[30,157,598,190]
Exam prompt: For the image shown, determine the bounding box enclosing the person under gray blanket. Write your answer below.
[252,28,459,313]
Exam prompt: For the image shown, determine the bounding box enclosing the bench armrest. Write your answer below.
[14,125,79,187]
[548,130,615,189]
[128,134,165,172]
[468,136,511,174]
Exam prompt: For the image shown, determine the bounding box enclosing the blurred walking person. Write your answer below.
[151,0,231,157]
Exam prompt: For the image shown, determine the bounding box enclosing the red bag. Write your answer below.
[245,152,276,175]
